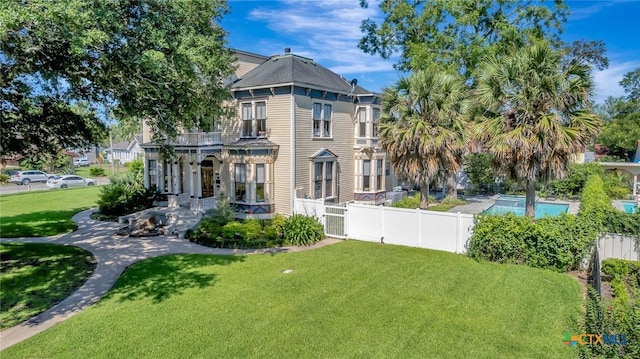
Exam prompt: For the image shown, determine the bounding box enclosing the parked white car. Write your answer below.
[10,170,54,185]
[46,175,96,189]
[73,158,90,167]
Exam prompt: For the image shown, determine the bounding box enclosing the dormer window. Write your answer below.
[241,101,267,138]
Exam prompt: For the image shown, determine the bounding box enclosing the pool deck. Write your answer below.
[449,195,580,215]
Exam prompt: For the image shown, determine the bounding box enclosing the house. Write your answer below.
[141,49,397,218]
[107,136,144,164]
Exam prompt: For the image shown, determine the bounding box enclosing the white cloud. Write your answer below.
[593,60,640,103]
[245,0,396,88]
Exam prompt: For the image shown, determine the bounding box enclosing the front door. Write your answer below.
[201,167,214,197]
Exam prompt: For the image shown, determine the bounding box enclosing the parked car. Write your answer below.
[10,170,54,185]
[46,175,96,189]
[73,158,90,167]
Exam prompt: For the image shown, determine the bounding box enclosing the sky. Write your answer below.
[221,0,640,104]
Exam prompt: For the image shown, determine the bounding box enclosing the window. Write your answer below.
[377,159,383,191]
[241,103,252,137]
[312,103,332,138]
[372,108,380,137]
[363,160,371,191]
[314,162,323,199]
[256,164,265,202]
[325,161,333,197]
[234,164,247,201]
[148,160,157,186]
[385,160,391,176]
[323,104,332,137]
[358,108,366,137]
[241,102,267,138]
[256,102,266,136]
[313,161,336,199]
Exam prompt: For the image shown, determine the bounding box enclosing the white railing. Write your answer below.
[198,197,218,212]
[171,132,222,146]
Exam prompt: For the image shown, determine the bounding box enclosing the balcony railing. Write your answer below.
[354,137,379,148]
[169,132,222,146]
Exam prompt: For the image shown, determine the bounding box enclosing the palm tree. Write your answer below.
[476,40,600,218]
[379,69,469,209]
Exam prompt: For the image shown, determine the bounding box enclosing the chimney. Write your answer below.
[284,48,291,54]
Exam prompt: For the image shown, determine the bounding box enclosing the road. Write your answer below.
[0,178,110,195]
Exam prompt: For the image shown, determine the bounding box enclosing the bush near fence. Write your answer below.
[467,175,639,272]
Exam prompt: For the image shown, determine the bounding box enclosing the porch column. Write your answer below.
[196,161,203,198]
[157,161,164,192]
[144,158,150,188]
[634,173,638,197]
[166,160,172,193]
[173,161,179,194]
[189,159,194,198]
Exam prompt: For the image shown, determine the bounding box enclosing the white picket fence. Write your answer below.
[294,198,474,254]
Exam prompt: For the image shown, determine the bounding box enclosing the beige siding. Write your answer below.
[332,101,356,203]
[266,96,292,215]
[294,96,355,204]
[235,52,267,79]
[220,100,241,143]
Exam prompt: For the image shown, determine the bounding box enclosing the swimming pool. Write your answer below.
[622,201,638,214]
[484,195,569,218]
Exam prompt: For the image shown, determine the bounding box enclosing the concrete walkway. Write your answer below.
[0,210,340,350]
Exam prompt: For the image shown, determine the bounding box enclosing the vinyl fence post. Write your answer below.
[416,208,422,248]
[380,205,384,243]
[456,212,462,253]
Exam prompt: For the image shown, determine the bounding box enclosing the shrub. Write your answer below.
[127,158,144,174]
[89,167,106,177]
[269,214,287,238]
[602,259,639,279]
[467,214,534,265]
[283,214,325,246]
[96,172,155,216]
[0,174,9,184]
[548,162,604,198]
[242,219,262,241]
[393,193,435,209]
[222,222,245,240]
[463,153,497,193]
[203,195,235,226]
[440,197,467,205]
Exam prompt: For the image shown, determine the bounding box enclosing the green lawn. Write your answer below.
[3,241,582,358]
[0,187,101,237]
[0,242,96,329]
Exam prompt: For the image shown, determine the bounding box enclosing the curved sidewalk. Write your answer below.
[0,210,340,350]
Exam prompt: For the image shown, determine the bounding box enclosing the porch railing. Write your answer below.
[170,132,222,146]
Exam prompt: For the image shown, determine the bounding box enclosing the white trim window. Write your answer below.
[377,159,384,191]
[313,103,332,138]
[148,160,157,187]
[357,107,367,137]
[234,163,247,202]
[372,107,380,138]
[313,160,337,199]
[363,159,371,191]
[241,101,267,138]
[256,164,265,202]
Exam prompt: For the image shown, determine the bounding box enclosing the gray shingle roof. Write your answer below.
[232,54,371,94]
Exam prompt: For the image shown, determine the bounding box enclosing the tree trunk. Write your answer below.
[420,181,430,209]
[525,180,536,219]
[446,173,458,199]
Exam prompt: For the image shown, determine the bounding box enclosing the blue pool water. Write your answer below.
[622,201,638,214]
[484,195,569,218]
